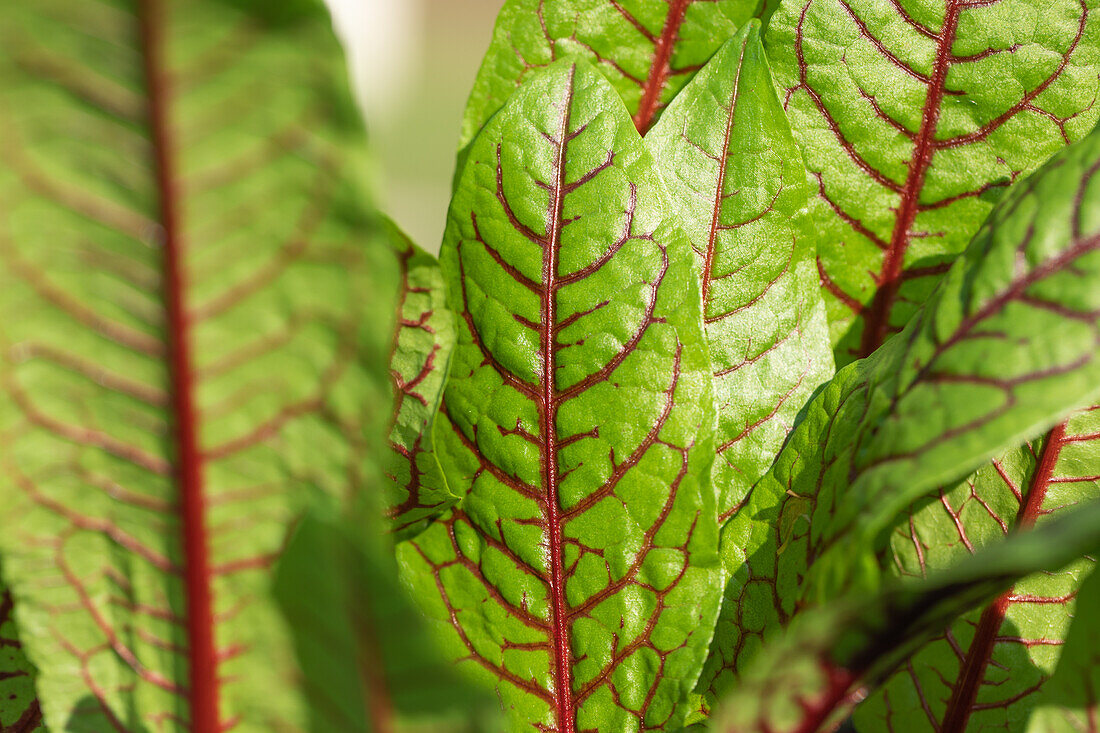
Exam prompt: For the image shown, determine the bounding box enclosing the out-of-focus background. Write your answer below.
[326,0,504,253]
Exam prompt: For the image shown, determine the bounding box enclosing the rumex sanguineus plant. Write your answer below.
[0,1,1099,733]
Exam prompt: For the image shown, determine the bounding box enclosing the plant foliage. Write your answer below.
[1,0,1100,732]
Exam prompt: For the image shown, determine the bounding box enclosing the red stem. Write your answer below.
[859,2,961,357]
[542,67,576,733]
[939,422,1067,733]
[139,2,219,730]
[633,0,691,134]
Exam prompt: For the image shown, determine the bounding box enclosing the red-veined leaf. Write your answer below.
[0,1,395,730]
[767,0,1100,363]
[398,59,721,733]
[707,500,1100,733]
[460,0,757,146]
[647,21,834,523]
[701,114,1100,707]
[0,579,42,733]
[855,407,1100,731]
[385,221,457,538]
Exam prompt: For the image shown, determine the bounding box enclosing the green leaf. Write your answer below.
[646,22,833,522]
[1025,565,1100,733]
[707,499,1100,733]
[397,59,720,732]
[0,579,42,732]
[856,408,1100,731]
[766,0,1100,363]
[0,1,395,730]
[274,508,495,733]
[701,116,1100,705]
[460,0,757,147]
[385,221,457,538]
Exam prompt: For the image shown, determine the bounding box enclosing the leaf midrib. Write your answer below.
[138,1,219,730]
[860,0,961,358]
[938,423,1068,733]
[540,64,577,733]
[633,0,692,134]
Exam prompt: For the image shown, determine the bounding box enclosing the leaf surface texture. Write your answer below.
[399,59,720,733]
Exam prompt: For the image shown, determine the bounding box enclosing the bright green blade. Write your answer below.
[274,509,495,733]
[647,22,833,523]
[0,1,395,730]
[460,0,758,147]
[399,59,720,732]
[708,499,1100,733]
[384,221,458,538]
[856,408,1100,731]
[1024,565,1100,733]
[0,579,43,732]
[702,116,1100,705]
[766,0,1100,364]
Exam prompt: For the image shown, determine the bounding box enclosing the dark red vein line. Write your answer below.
[541,67,576,733]
[700,37,747,309]
[939,422,1067,733]
[859,0,961,357]
[633,0,691,134]
[139,2,219,731]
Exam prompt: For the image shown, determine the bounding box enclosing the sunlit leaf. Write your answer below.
[702,116,1100,706]
[398,59,720,732]
[461,0,757,146]
[767,0,1100,362]
[1024,565,1100,733]
[647,22,833,522]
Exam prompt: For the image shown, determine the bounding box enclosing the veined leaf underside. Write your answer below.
[704,120,1100,705]
[0,1,394,730]
[858,407,1100,731]
[401,61,719,733]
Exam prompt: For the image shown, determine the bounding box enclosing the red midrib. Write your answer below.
[139,2,220,731]
[542,68,576,733]
[633,0,692,134]
[939,422,1067,733]
[859,2,961,357]
[701,38,747,309]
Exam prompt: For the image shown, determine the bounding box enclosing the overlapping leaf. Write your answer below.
[460,0,757,145]
[397,60,720,733]
[856,407,1100,732]
[0,1,395,730]
[385,222,456,538]
[766,0,1100,362]
[1024,566,1100,733]
[700,115,1100,704]
[0,579,42,733]
[647,23,833,521]
[274,508,494,733]
[707,499,1100,733]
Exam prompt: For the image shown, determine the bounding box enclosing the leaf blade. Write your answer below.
[400,59,721,732]
[0,1,395,730]
[708,499,1100,733]
[647,22,834,521]
[385,221,458,537]
[767,0,1100,362]
[703,116,1100,706]
[460,0,758,147]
